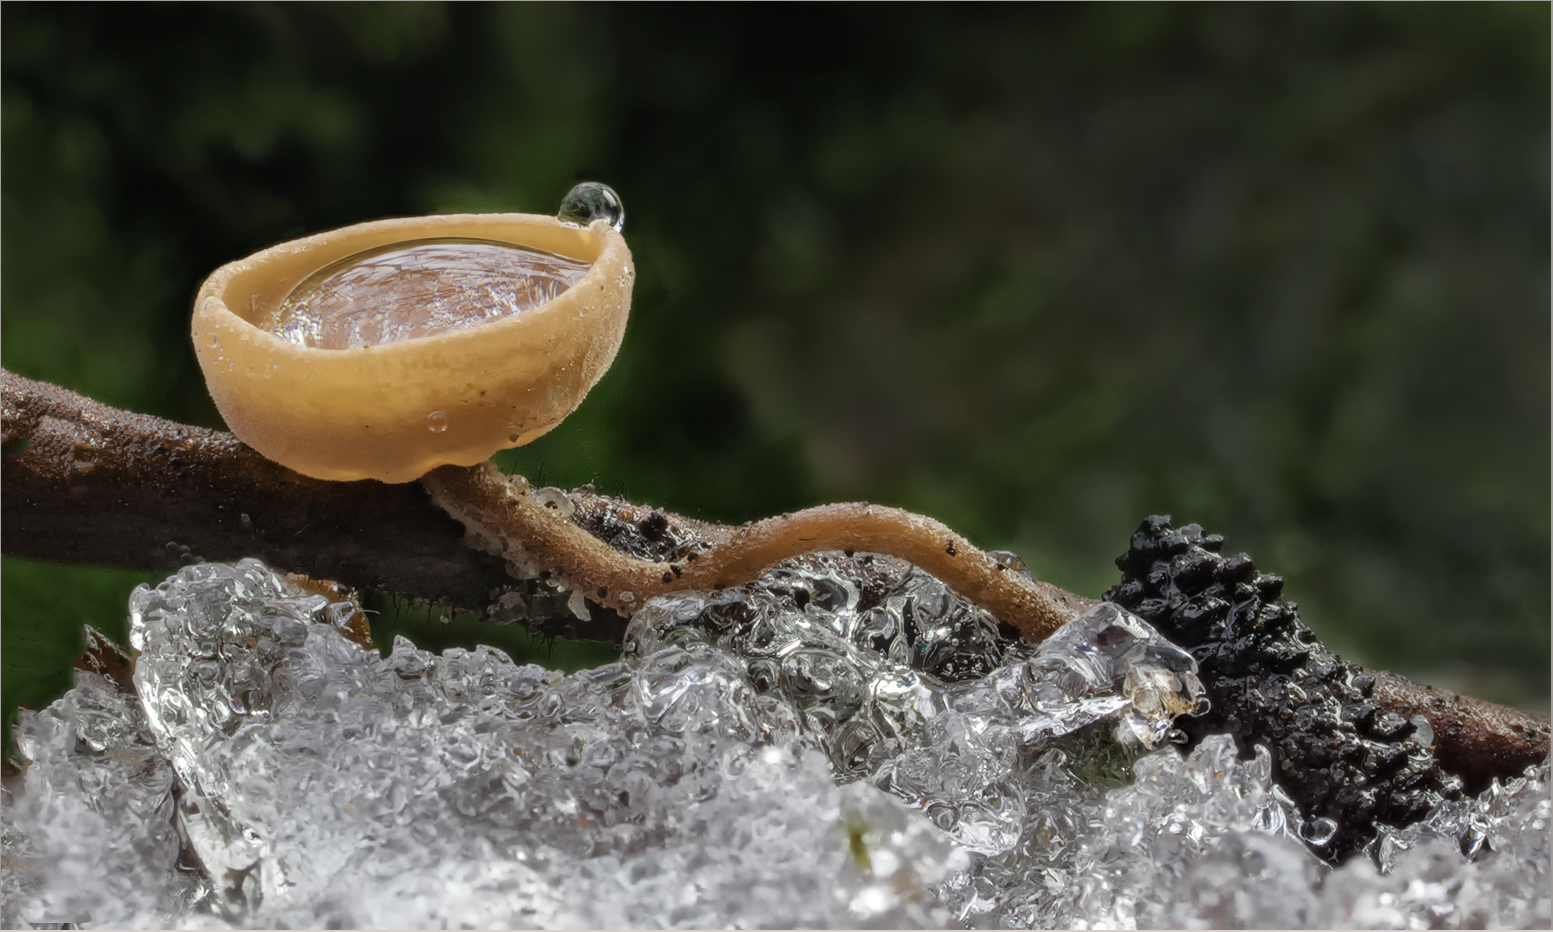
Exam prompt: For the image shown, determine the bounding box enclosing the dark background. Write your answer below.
[4,4,1548,757]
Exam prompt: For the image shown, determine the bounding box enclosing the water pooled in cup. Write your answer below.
[269,238,592,350]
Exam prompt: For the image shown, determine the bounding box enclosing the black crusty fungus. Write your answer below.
[1104,515,1465,864]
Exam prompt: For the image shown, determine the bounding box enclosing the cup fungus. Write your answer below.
[190,183,1076,643]
[192,183,634,483]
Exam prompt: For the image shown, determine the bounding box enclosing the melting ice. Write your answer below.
[3,557,1548,929]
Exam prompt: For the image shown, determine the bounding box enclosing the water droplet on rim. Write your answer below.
[557,182,625,233]
[426,411,449,432]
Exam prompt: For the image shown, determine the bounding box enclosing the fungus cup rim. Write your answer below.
[192,213,634,484]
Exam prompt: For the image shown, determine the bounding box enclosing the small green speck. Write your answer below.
[845,814,872,871]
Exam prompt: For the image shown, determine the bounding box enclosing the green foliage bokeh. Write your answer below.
[4,4,1548,758]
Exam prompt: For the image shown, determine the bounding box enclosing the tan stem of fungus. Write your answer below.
[422,462,1077,641]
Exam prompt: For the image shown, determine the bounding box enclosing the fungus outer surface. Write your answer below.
[192,213,634,483]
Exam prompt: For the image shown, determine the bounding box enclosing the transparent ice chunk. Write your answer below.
[627,554,1208,861]
[10,559,967,928]
[4,659,203,928]
[4,554,1548,929]
[268,238,592,349]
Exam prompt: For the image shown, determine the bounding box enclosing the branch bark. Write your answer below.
[3,368,516,609]
[3,367,1546,799]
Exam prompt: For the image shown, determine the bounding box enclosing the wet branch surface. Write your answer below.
[3,367,1547,849]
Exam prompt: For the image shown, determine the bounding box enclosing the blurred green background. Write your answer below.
[4,3,1548,758]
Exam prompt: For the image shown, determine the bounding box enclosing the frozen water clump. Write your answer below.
[3,635,201,928]
[1025,733,1552,929]
[1340,759,1551,928]
[624,551,1551,928]
[8,554,1549,929]
[879,603,1205,860]
[627,553,1207,869]
[7,558,965,928]
[967,600,1209,747]
[1024,733,1321,928]
[628,552,1015,682]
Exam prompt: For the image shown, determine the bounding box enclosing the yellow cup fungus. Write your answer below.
[192,185,634,483]
[189,182,1075,642]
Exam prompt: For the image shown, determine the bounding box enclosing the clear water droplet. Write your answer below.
[426,411,448,433]
[530,486,575,518]
[270,239,591,350]
[557,182,625,232]
[1299,816,1338,846]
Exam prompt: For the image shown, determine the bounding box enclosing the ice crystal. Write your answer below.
[3,556,1548,929]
